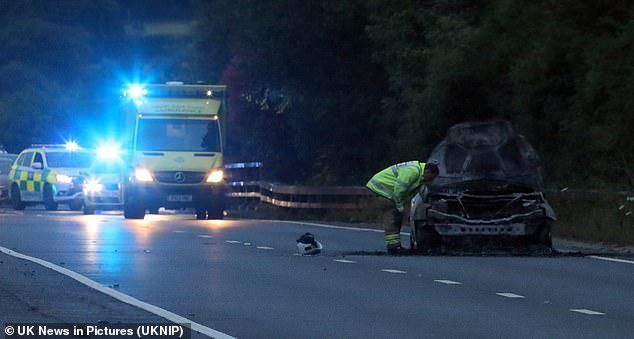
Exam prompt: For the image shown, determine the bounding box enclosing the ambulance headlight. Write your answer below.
[83,179,104,193]
[134,168,153,182]
[206,169,224,183]
[56,174,73,184]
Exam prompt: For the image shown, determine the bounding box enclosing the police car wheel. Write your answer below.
[83,204,95,215]
[43,184,58,211]
[11,184,25,210]
[69,200,83,211]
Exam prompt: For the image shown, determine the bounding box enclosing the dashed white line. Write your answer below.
[173,230,185,233]
[198,235,213,238]
[434,279,462,285]
[496,293,525,299]
[334,259,357,264]
[381,269,407,274]
[570,309,605,315]
[243,242,252,246]
[225,240,241,244]
[588,255,634,265]
[256,246,275,250]
[0,245,234,339]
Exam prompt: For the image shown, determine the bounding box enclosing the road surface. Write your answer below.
[1,208,633,338]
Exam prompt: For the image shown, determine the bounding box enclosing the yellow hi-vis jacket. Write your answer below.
[366,161,427,211]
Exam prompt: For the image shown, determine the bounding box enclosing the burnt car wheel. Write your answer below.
[532,222,553,254]
[411,222,441,254]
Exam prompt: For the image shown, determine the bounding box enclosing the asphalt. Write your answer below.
[1,208,633,338]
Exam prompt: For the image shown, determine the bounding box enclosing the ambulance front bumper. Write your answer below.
[126,183,225,209]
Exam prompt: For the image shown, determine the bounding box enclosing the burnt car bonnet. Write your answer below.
[427,120,543,192]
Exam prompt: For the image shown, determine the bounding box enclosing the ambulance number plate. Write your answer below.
[167,194,193,202]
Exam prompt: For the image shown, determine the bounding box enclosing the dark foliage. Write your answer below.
[0,0,632,189]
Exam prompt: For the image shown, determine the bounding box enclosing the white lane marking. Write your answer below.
[334,259,357,264]
[570,309,605,315]
[243,242,252,246]
[264,220,381,233]
[0,210,24,216]
[588,255,634,265]
[381,269,407,274]
[434,279,462,285]
[198,235,213,238]
[173,230,185,233]
[225,240,241,244]
[496,293,525,299]
[0,246,234,339]
[256,246,275,250]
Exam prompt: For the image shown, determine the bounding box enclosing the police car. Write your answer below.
[82,145,126,214]
[9,143,92,210]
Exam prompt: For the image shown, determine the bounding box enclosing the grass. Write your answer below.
[547,192,634,246]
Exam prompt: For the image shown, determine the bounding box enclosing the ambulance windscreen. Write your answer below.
[136,118,221,152]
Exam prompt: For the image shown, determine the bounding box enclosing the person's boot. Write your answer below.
[387,246,408,256]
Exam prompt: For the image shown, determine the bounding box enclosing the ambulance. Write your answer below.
[119,82,227,220]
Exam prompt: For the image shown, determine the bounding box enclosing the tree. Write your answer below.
[193,0,387,184]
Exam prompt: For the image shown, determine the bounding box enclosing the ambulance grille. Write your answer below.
[154,171,206,184]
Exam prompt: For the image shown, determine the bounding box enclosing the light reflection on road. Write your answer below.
[73,213,241,281]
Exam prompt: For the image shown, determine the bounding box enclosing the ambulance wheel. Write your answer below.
[206,204,224,220]
[124,202,145,219]
[11,184,25,210]
[195,207,207,220]
[43,184,58,211]
[69,200,83,211]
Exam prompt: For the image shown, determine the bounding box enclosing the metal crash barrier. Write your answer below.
[224,162,372,209]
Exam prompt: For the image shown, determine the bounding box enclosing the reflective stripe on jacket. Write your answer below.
[366,161,426,209]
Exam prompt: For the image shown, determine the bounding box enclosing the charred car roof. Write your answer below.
[427,120,543,192]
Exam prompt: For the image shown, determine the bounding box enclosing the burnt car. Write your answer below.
[410,120,556,254]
